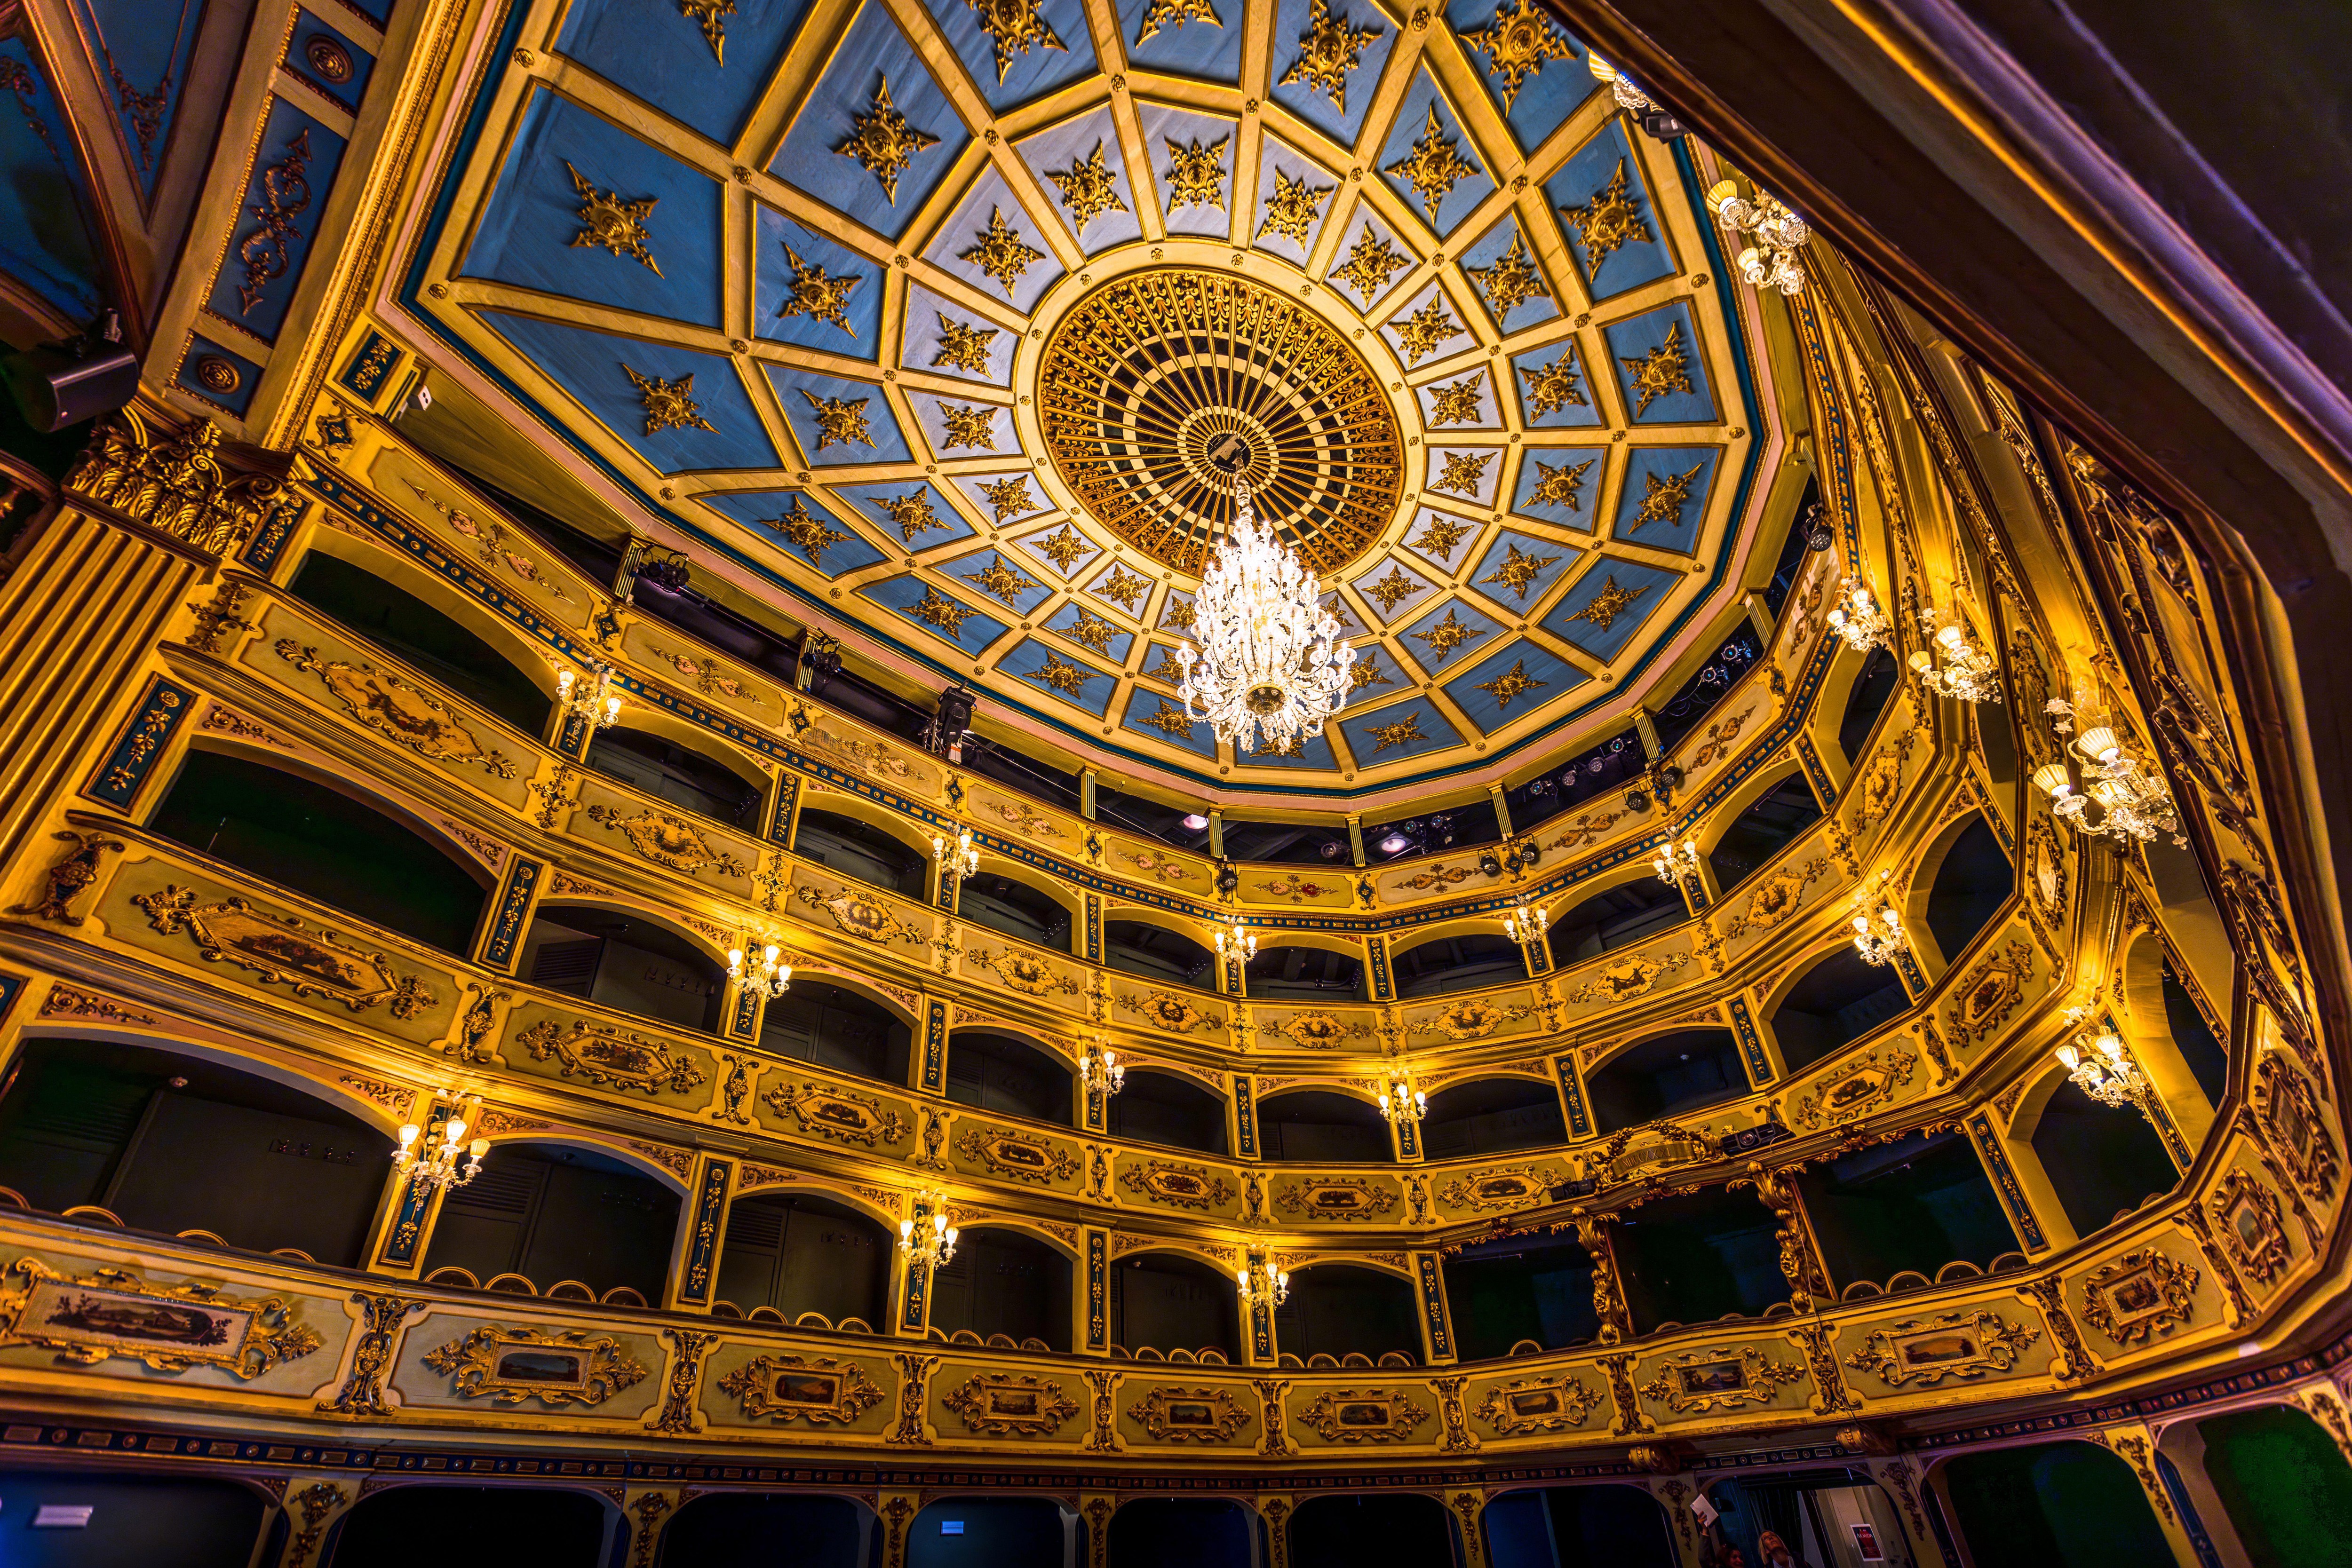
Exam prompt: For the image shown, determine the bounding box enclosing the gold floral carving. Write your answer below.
[1299,1386,1428,1443]
[1047,140,1128,230]
[622,365,716,436]
[968,946,1081,997]
[273,642,515,778]
[1409,997,1536,1041]
[584,804,748,878]
[955,1125,1081,1185]
[1629,461,1703,531]
[1843,1311,2040,1386]
[1332,222,1408,301]
[963,0,1065,81]
[716,1354,885,1425]
[1163,133,1228,210]
[11,830,124,923]
[68,409,288,557]
[1945,939,2034,1048]
[1724,856,1828,938]
[1560,952,1687,1005]
[931,312,998,373]
[962,206,1045,295]
[1278,0,1381,109]
[1274,1177,1397,1220]
[1621,323,1694,417]
[1119,989,1223,1033]
[1438,1165,1566,1213]
[1128,1385,1249,1442]
[1560,159,1651,270]
[1635,1347,1805,1416]
[794,883,928,946]
[941,1370,1081,1436]
[131,886,434,1017]
[1793,1046,1919,1128]
[2254,1055,2339,1202]
[0,1258,321,1377]
[1466,230,1551,316]
[565,162,660,275]
[2209,1170,2291,1286]
[1258,1012,1373,1048]
[1257,166,1332,245]
[835,79,938,204]
[763,1081,911,1147]
[1119,1160,1235,1210]
[516,1020,708,1096]
[1460,0,1571,108]
[1383,107,1477,223]
[1397,299,1466,364]
[421,1326,648,1407]
[2080,1249,2199,1347]
[1471,1373,1601,1434]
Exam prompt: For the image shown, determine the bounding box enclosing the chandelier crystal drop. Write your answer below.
[395,1094,489,1195]
[1177,482,1354,755]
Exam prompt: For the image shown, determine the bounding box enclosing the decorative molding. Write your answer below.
[2080,1250,2200,1347]
[1127,1385,1249,1443]
[421,1326,648,1407]
[68,410,288,557]
[1843,1311,2041,1386]
[1297,1386,1429,1443]
[0,1258,321,1378]
[1634,1346,1805,1416]
[715,1354,885,1425]
[940,1371,1081,1437]
[516,1020,708,1096]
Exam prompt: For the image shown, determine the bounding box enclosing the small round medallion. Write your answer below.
[194,356,241,395]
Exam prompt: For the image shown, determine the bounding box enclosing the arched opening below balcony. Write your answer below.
[1613,1187,1788,1335]
[1939,1441,2176,1565]
[792,808,927,897]
[759,981,912,1085]
[1924,815,2013,961]
[955,870,1072,952]
[1391,933,1526,998]
[2187,1405,2352,1568]
[0,1470,273,1565]
[1545,879,1688,967]
[1422,1079,1568,1160]
[1257,1090,1389,1163]
[286,550,551,735]
[1110,1251,1239,1362]
[1705,776,1823,895]
[906,1499,1070,1568]
[713,1190,891,1328]
[421,1143,679,1305]
[151,751,488,954]
[1443,1232,1601,1360]
[2029,1080,2180,1237]
[326,1485,612,1568]
[1287,1496,1453,1564]
[1244,943,1366,1002]
[660,1494,873,1567]
[585,724,763,829]
[927,1227,1072,1351]
[2161,959,2230,1109]
[1486,1485,1677,1568]
[1767,946,1910,1074]
[1105,1069,1229,1156]
[521,906,727,1035]
[1836,647,1901,763]
[946,1031,1073,1126]
[1106,1499,1256,1568]
[1272,1264,1421,1364]
[1104,920,1217,992]
[1584,1030,1749,1133]
[1795,1128,2024,1298]
[0,1036,392,1266]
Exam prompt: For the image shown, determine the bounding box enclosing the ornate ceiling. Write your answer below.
[408,0,1771,802]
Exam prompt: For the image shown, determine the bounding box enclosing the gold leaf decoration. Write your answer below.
[835,78,938,203]
[565,162,660,275]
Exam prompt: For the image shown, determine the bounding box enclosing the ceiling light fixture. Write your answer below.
[1707,181,1812,295]
[555,663,622,731]
[1826,580,1890,654]
[2035,696,2184,848]
[1181,814,1209,831]
[1177,481,1354,755]
[1909,603,2002,704]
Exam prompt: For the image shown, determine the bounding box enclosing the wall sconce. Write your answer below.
[1080,1041,1125,1100]
[1651,838,1701,887]
[555,664,622,730]
[1826,581,1891,655]
[1236,1251,1289,1310]
[396,1093,488,1194]
[1908,605,2002,704]
[2034,698,2185,848]
[727,937,791,1000]
[1215,919,1256,962]
[933,827,979,889]
[1850,900,1907,967]
[1379,1064,1427,1127]
[1503,898,1548,945]
[898,1190,959,1273]
[1708,181,1812,296]
[2056,1026,2156,1118]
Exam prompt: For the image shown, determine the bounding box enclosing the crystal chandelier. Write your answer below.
[555,663,622,730]
[1651,837,1701,887]
[727,936,791,999]
[2035,699,2185,848]
[1503,898,1548,945]
[395,1094,488,1195]
[2056,1027,2153,1114]
[1826,580,1891,654]
[1908,604,2002,704]
[1079,1041,1125,1099]
[1849,899,1907,967]
[898,1190,959,1273]
[1236,1251,1290,1310]
[1708,181,1812,295]
[934,827,979,889]
[1214,918,1256,962]
[1177,483,1353,754]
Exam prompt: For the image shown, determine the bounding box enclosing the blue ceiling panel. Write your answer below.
[1542,117,1677,301]
[556,0,812,145]
[770,2,965,242]
[922,0,1097,112]
[699,488,889,574]
[480,309,778,473]
[755,205,884,356]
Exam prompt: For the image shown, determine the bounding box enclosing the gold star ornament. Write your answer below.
[1629,460,1705,531]
[1330,222,1408,303]
[622,364,716,436]
[566,163,661,276]
[1621,321,1696,417]
[1480,541,1558,602]
[1048,140,1129,231]
[940,404,1000,449]
[1564,573,1649,632]
[1562,158,1654,271]
[964,0,1065,83]
[1394,296,1464,363]
[798,388,875,450]
[1279,0,1382,112]
[1460,0,1573,110]
[1432,448,1494,498]
[1426,374,1487,427]
[1518,353,1587,418]
[1475,657,1547,711]
[963,206,1047,296]
[1164,134,1229,213]
[1466,231,1551,318]
[763,498,850,563]
[1256,166,1332,245]
[774,243,860,336]
[835,78,939,205]
[1383,106,1479,225]
[1526,456,1595,512]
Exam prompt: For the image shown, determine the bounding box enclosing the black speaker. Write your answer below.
[3,312,139,432]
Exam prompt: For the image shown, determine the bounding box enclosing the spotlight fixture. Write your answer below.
[1181,814,1209,832]
[395,1093,489,1195]
[555,663,622,731]
[1478,851,1503,878]
[636,552,691,594]
[1216,863,1241,895]
[1378,832,1412,855]
[727,936,792,999]
[1803,501,1836,554]
[1317,840,1343,861]
[1,309,138,432]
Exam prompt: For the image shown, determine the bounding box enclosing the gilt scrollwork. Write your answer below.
[715,1353,885,1425]
[0,1258,322,1378]
[421,1325,648,1407]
